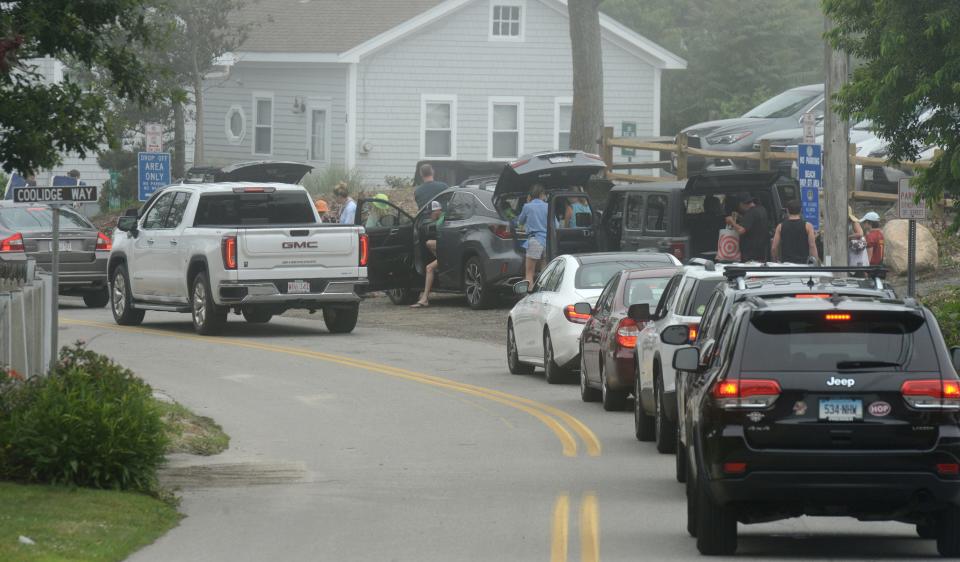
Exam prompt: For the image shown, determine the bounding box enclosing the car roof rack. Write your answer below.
[685,257,716,271]
[723,265,887,291]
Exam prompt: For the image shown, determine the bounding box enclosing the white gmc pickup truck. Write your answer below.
[108,181,368,335]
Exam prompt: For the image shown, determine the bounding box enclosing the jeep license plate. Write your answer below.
[819,399,862,422]
[287,281,310,294]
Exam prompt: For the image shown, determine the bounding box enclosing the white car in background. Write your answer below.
[506,251,681,383]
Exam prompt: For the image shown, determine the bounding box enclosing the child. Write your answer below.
[860,211,884,266]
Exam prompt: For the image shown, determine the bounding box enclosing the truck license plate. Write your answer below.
[287,281,310,294]
[819,399,862,422]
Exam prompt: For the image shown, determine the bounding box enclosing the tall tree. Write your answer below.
[823,0,959,226]
[568,0,605,153]
[0,0,158,175]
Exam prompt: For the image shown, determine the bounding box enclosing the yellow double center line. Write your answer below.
[63,319,601,458]
[551,492,600,562]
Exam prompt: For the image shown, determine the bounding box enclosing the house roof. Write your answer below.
[236,0,445,54]
[230,0,685,69]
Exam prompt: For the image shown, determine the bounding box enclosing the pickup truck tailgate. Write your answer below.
[236,226,361,279]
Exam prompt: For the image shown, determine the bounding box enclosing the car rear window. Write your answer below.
[741,311,939,372]
[683,279,723,316]
[623,277,671,307]
[194,192,316,226]
[575,260,668,289]
[0,206,92,231]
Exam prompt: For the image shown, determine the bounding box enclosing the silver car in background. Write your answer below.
[0,202,110,307]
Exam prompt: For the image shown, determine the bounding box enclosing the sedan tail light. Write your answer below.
[564,304,591,324]
[488,224,513,239]
[901,379,960,410]
[0,232,24,253]
[712,378,781,410]
[221,235,238,270]
[615,318,640,348]
[96,232,112,251]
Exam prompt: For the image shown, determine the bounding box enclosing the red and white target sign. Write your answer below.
[717,229,741,261]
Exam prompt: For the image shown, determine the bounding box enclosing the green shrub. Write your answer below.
[0,345,167,492]
[925,287,960,348]
[302,165,365,197]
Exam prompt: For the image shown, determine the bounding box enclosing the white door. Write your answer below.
[132,191,177,297]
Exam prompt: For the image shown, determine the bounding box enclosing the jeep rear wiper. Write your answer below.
[836,360,901,369]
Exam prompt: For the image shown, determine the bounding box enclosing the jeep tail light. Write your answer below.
[488,224,513,239]
[359,233,369,267]
[937,463,960,476]
[564,304,591,324]
[615,318,640,348]
[0,232,24,253]
[825,313,852,321]
[221,235,238,270]
[669,241,685,260]
[723,462,747,474]
[711,378,781,410]
[901,379,960,410]
[96,232,112,251]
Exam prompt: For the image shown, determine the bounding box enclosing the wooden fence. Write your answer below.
[599,127,939,203]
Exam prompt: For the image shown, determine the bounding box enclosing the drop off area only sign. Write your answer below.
[138,152,171,201]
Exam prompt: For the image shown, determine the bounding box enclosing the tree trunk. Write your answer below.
[192,73,204,166]
[173,100,186,178]
[567,0,604,153]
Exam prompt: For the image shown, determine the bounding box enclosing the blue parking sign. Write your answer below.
[138,152,171,201]
[797,144,821,230]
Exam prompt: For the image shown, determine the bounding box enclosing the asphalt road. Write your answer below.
[58,300,941,561]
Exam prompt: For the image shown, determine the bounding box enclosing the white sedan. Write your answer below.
[506,252,681,383]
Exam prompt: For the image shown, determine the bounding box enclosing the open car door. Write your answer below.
[546,192,599,260]
[355,199,416,291]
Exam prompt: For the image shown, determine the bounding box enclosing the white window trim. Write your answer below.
[488,96,524,161]
[488,0,525,42]
[252,91,274,156]
[305,99,332,163]
[554,96,572,151]
[224,104,246,145]
[420,94,457,160]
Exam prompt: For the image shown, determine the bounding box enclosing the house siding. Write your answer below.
[355,0,657,184]
[202,63,348,169]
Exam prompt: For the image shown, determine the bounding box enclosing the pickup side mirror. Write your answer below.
[513,281,530,295]
[573,302,592,316]
[661,324,691,345]
[628,303,650,323]
[117,215,138,233]
[673,347,700,372]
[951,347,960,371]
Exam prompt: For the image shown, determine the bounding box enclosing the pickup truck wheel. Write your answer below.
[464,257,494,310]
[387,288,419,305]
[323,303,359,334]
[191,272,226,335]
[110,265,144,326]
[83,287,110,308]
[241,307,273,324]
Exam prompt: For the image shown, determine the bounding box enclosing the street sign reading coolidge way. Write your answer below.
[12,185,98,203]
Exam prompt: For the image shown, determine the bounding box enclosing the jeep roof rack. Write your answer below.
[723,265,887,291]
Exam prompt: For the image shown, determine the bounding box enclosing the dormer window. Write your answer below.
[490,1,524,41]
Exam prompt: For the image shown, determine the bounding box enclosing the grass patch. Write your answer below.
[0,482,181,562]
[155,400,230,456]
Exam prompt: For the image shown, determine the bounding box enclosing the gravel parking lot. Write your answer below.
[285,292,513,346]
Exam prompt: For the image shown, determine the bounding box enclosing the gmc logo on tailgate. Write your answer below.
[282,241,319,249]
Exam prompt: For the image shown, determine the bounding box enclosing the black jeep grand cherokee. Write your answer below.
[671,267,960,556]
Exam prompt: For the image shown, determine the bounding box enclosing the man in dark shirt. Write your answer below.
[725,192,770,262]
[414,163,449,210]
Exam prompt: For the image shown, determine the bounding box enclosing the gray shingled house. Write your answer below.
[203,0,685,184]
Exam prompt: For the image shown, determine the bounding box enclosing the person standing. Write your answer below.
[411,200,445,309]
[725,193,770,262]
[771,199,818,263]
[517,184,549,285]
[847,207,869,266]
[334,182,356,224]
[860,211,885,265]
[414,164,449,210]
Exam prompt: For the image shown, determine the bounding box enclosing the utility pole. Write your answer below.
[822,15,849,267]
